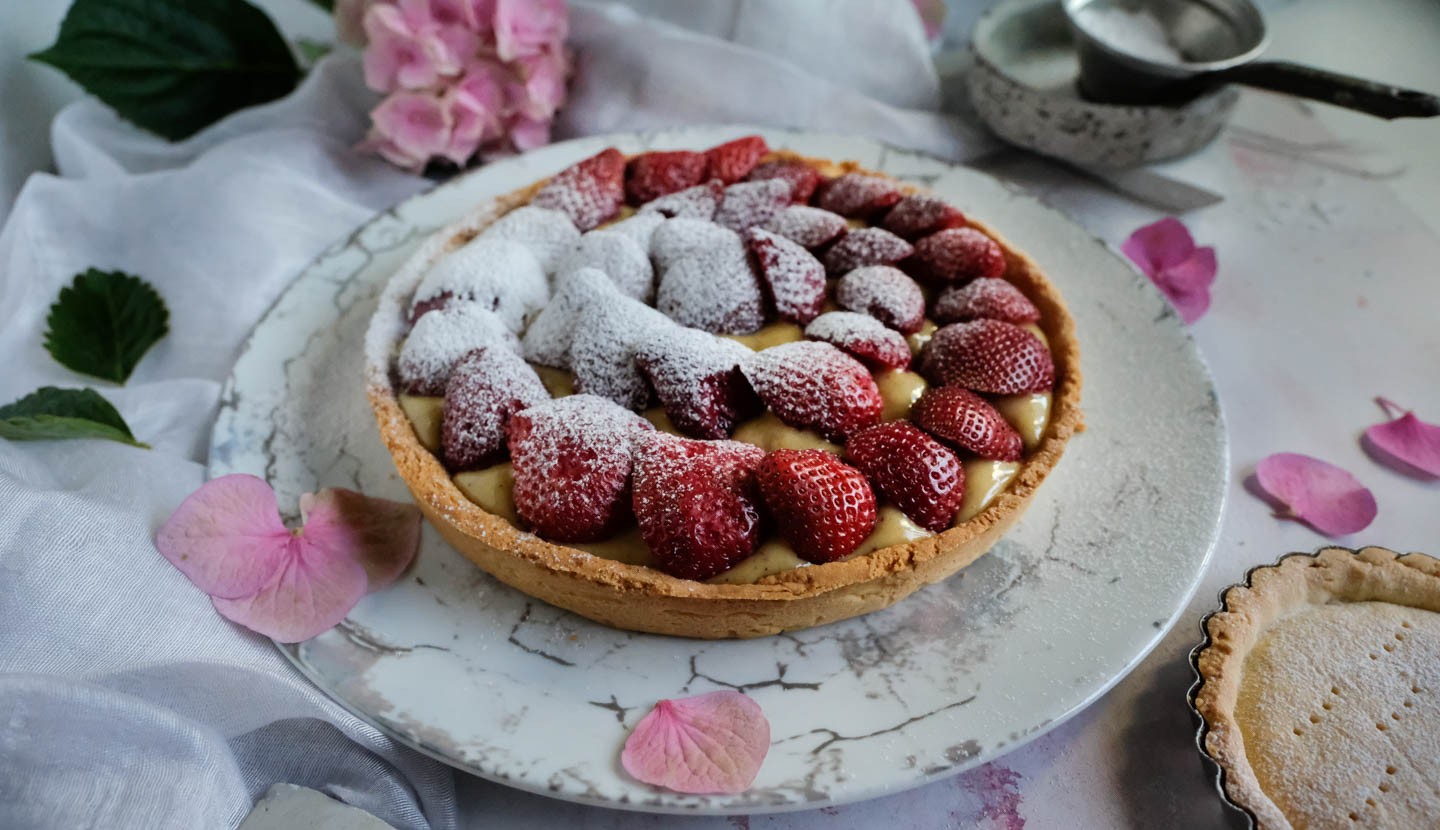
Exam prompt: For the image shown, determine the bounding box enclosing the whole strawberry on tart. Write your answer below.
[365,136,1082,639]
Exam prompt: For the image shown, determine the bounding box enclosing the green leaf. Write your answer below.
[296,37,333,68]
[29,0,301,141]
[0,387,147,448]
[306,0,335,12]
[44,269,170,384]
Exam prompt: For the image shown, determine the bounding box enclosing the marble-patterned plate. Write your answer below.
[210,127,1227,815]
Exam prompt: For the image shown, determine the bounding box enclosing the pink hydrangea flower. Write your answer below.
[1120,217,1217,324]
[354,0,569,169]
[493,0,568,61]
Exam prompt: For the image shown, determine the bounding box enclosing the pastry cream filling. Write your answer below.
[725,321,805,351]
[732,411,842,455]
[876,370,928,421]
[532,365,575,398]
[956,460,1020,524]
[708,541,809,585]
[399,394,444,452]
[996,391,1051,452]
[907,320,938,356]
[453,463,518,524]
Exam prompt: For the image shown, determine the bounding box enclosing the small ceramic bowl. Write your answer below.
[968,0,1239,169]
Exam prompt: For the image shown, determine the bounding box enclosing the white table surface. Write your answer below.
[5,1,1438,827]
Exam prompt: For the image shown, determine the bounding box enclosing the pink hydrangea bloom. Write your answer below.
[509,48,568,120]
[493,0,568,61]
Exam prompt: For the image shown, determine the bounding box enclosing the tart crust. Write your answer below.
[364,151,1084,639]
[1192,547,1440,829]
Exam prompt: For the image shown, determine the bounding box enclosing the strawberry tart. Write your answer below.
[365,136,1082,638]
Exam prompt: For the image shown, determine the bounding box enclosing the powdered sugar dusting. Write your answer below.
[933,277,1040,324]
[481,205,580,273]
[762,205,848,249]
[638,180,724,220]
[881,194,965,240]
[835,265,926,333]
[714,179,792,232]
[744,227,826,325]
[651,218,741,272]
[570,294,676,410]
[555,228,655,302]
[635,327,758,439]
[507,394,654,542]
[823,227,914,276]
[804,311,911,370]
[441,347,550,470]
[532,149,625,231]
[410,237,549,332]
[741,341,883,441]
[606,212,665,252]
[398,303,521,395]
[816,173,903,218]
[746,160,822,203]
[656,237,766,335]
[521,267,618,369]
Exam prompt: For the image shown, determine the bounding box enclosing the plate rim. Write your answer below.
[212,124,1230,815]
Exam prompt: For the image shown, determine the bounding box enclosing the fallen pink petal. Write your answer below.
[1120,217,1218,324]
[155,474,294,600]
[155,475,422,643]
[620,691,770,794]
[1253,453,1378,536]
[1363,397,1440,479]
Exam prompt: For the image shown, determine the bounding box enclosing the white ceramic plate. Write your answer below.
[210,127,1227,815]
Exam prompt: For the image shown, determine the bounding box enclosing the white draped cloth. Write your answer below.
[0,3,975,827]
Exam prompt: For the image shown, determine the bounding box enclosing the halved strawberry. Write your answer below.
[762,205,848,249]
[909,227,1006,284]
[804,311,911,371]
[823,227,914,276]
[845,421,965,532]
[746,160,822,203]
[625,150,707,205]
[834,265,926,333]
[920,319,1054,395]
[881,194,966,240]
[704,135,769,183]
[632,433,766,580]
[932,277,1039,325]
[910,386,1023,461]
[635,327,761,439]
[756,449,877,563]
[532,148,625,231]
[741,341,883,441]
[744,227,827,325]
[715,179,792,231]
[441,347,550,471]
[507,395,655,542]
[638,179,726,220]
[815,173,903,218]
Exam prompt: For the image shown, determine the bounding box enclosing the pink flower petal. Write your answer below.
[422,24,482,77]
[299,488,422,591]
[1254,453,1378,536]
[370,91,453,162]
[1364,398,1440,478]
[507,115,551,152]
[364,7,441,93]
[1122,219,1217,324]
[1121,217,1197,275]
[154,474,293,600]
[211,541,369,643]
[621,691,770,794]
[493,0,568,62]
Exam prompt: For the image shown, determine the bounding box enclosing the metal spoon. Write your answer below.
[1062,0,1440,120]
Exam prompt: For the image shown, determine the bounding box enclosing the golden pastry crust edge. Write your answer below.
[363,151,1084,639]
[1192,546,1440,830]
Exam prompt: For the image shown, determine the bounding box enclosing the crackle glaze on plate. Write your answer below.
[210,127,1227,815]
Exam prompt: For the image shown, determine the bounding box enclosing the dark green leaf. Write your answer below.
[306,0,335,12]
[44,269,170,384]
[29,0,301,141]
[296,37,333,67]
[0,387,147,448]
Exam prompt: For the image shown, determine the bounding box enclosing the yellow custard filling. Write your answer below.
[399,394,443,452]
